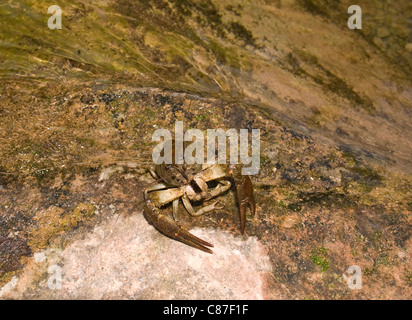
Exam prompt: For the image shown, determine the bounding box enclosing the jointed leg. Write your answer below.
[205,180,231,199]
[182,195,223,217]
[172,198,179,221]
[145,182,169,194]
[148,166,160,180]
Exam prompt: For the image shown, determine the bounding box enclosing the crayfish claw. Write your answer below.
[144,193,214,253]
[239,191,256,234]
[229,165,256,235]
[173,225,214,254]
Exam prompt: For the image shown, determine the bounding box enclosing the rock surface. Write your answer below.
[2,213,272,299]
[1,0,411,300]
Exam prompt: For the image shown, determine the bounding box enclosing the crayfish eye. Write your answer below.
[229,164,242,176]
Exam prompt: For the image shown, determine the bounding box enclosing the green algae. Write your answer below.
[310,247,330,272]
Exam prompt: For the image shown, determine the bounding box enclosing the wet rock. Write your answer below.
[2,213,272,300]
[281,215,299,229]
[0,237,31,274]
[376,27,391,39]
[1,0,411,300]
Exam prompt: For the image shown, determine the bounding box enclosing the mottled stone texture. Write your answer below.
[3,214,272,299]
[1,0,411,299]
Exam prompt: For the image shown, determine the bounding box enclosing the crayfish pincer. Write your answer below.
[143,151,256,253]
